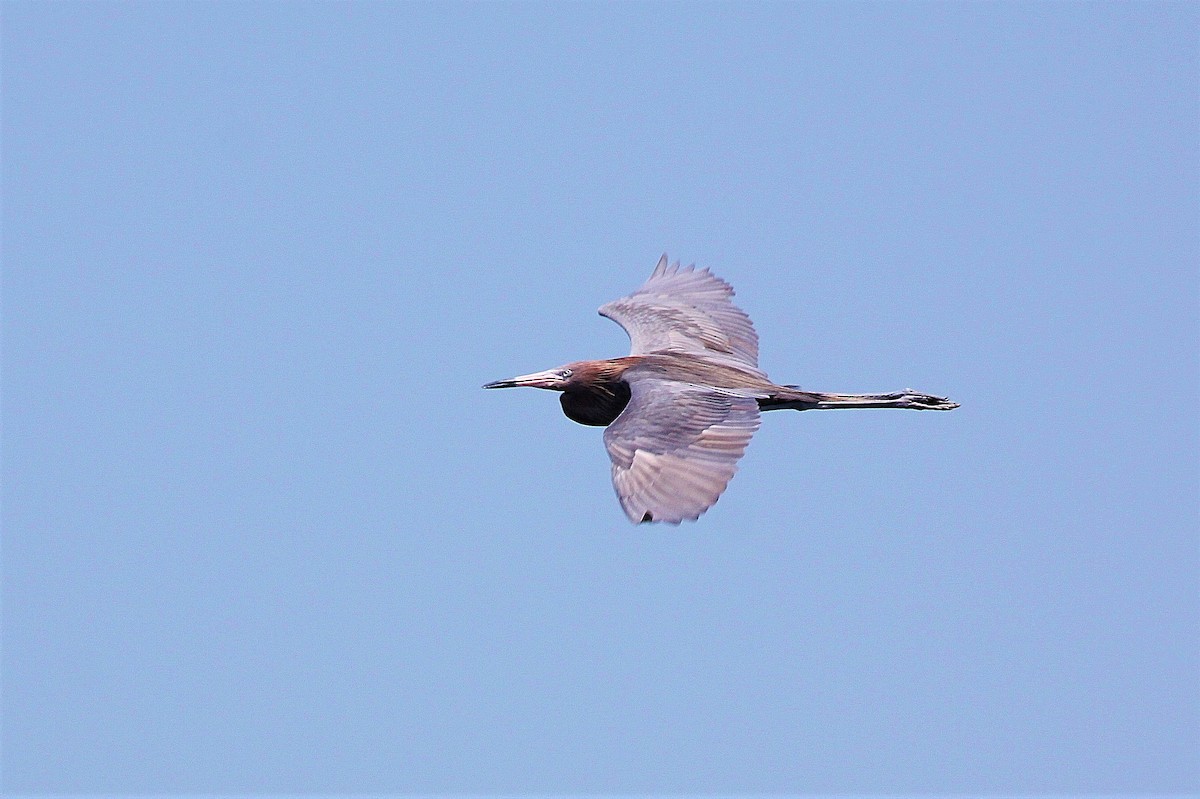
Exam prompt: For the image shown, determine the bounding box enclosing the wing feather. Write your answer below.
[599,254,761,371]
[603,376,761,524]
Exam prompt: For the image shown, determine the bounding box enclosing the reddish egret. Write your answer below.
[485,255,958,524]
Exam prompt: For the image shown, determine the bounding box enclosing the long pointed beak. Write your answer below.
[482,369,561,389]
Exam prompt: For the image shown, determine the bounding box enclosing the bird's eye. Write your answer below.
[561,369,573,379]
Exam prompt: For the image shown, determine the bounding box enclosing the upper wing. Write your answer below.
[603,376,761,524]
[599,254,760,371]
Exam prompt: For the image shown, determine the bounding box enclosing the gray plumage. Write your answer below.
[484,254,958,524]
[599,256,763,373]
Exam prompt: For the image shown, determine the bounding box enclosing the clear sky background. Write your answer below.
[3,1,1197,795]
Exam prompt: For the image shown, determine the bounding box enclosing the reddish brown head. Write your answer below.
[483,359,636,427]
[482,358,636,392]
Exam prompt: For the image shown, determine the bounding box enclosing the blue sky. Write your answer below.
[3,1,1197,794]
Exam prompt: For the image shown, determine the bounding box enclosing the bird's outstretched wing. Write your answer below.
[599,254,761,371]
[603,376,761,524]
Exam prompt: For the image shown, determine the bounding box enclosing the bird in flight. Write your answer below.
[485,255,958,524]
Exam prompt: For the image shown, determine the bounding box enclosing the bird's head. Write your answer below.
[483,364,578,391]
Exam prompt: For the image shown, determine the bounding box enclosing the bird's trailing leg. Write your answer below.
[762,387,959,411]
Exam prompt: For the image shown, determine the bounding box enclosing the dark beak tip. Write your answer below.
[482,380,512,389]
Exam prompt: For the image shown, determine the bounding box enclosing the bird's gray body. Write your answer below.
[485,255,957,524]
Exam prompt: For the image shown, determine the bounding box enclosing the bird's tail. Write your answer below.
[760,386,959,411]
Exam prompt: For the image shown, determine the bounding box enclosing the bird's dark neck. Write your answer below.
[559,379,632,427]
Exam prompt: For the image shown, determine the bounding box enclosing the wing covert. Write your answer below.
[603,376,761,524]
[599,254,761,371]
